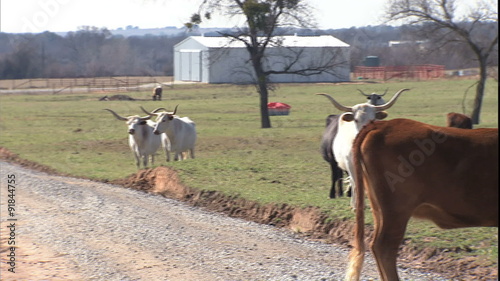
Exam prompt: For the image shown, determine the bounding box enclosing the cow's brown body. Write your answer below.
[346,118,498,281]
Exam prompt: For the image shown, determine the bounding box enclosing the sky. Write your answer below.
[0,0,486,34]
[1,0,390,33]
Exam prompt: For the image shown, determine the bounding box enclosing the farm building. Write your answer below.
[174,35,350,84]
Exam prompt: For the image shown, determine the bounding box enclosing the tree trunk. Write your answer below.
[470,56,488,125]
[249,41,272,129]
[258,77,272,128]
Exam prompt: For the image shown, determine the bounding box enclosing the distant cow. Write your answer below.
[104,109,169,168]
[141,106,196,161]
[358,89,388,105]
[447,112,473,129]
[152,86,162,101]
[345,118,498,281]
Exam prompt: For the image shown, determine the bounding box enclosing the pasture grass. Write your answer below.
[0,78,497,266]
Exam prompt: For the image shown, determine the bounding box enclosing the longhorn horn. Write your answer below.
[139,115,152,121]
[151,107,168,113]
[140,106,160,116]
[316,93,352,112]
[357,89,370,96]
[140,106,178,116]
[104,109,128,121]
[380,88,389,96]
[374,88,410,111]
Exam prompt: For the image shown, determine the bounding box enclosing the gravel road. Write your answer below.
[0,161,450,281]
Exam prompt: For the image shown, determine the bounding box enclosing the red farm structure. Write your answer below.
[354,65,445,80]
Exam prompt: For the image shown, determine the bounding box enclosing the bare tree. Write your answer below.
[387,0,498,124]
[186,0,348,128]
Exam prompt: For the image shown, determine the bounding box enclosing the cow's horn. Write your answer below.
[380,88,389,96]
[316,93,352,112]
[140,106,160,116]
[172,105,178,115]
[151,107,168,113]
[374,88,410,111]
[139,115,152,121]
[104,109,128,121]
[357,89,369,96]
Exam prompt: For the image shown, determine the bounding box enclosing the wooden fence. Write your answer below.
[354,65,445,81]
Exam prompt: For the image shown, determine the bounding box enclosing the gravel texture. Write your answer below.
[0,161,451,280]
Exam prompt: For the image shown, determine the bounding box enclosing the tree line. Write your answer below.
[0,24,496,80]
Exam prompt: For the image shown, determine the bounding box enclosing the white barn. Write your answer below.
[174,35,350,84]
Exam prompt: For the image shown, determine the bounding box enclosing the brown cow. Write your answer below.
[152,85,163,101]
[447,112,473,129]
[345,118,498,281]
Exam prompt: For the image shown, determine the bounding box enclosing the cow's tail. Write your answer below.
[344,125,369,281]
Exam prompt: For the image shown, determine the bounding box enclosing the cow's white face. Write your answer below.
[153,113,175,135]
[127,116,148,135]
[341,104,388,132]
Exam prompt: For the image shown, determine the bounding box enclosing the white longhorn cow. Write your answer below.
[141,106,197,161]
[317,88,410,207]
[104,109,170,168]
[321,90,388,199]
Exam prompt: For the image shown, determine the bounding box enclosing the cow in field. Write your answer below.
[317,89,409,205]
[104,109,170,168]
[141,105,197,161]
[345,118,498,281]
[320,90,388,198]
[153,85,163,101]
[447,112,473,129]
[358,89,387,105]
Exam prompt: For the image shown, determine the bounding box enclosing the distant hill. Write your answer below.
[54,26,233,37]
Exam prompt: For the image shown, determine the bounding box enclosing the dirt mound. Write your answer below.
[113,166,497,281]
[110,166,355,242]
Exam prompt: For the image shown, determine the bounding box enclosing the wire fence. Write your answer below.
[0,76,174,94]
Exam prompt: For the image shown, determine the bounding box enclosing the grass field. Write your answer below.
[0,78,498,267]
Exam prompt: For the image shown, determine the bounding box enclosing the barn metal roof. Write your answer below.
[189,35,349,48]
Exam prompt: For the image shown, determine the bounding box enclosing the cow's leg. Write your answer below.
[329,163,337,198]
[151,154,155,166]
[162,135,171,162]
[345,172,352,197]
[143,154,148,168]
[334,166,343,197]
[133,153,140,169]
[190,148,195,159]
[370,206,410,281]
[349,184,356,207]
[347,162,356,208]
[181,151,188,160]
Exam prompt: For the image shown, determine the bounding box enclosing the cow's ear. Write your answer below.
[139,121,147,125]
[342,113,354,122]
[376,111,388,120]
[168,115,174,120]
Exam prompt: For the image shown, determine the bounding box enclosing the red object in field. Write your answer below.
[267,102,291,116]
